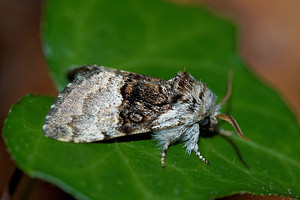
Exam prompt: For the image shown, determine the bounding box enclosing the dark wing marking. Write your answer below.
[116,69,200,135]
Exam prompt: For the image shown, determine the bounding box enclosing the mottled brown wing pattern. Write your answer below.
[118,70,175,134]
[43,65,197,142]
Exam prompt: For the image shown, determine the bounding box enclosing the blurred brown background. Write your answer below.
[0,0,299,199]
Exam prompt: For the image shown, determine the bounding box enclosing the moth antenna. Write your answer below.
[216,113,249,141]
[219,70,233,107]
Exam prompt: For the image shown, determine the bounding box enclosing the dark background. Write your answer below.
[1,0,299,199]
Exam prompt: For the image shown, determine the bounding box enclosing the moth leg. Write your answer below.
[193,145,210,164]
[215,127,234,137]
[153,126,185,168]
[183,123,210,164]
[161,143,170,169]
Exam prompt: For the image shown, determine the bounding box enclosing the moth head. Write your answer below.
[197,99,219,131]
[200,111,248,141]
[199,116,211,130]
[197,93,247,140]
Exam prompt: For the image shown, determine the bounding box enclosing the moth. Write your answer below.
[43,65,248,168]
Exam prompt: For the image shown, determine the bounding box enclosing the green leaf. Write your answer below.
[3,0,300,199]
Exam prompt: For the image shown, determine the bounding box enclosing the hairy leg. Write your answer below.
[153,125,186,168]
[183,123,210,164]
